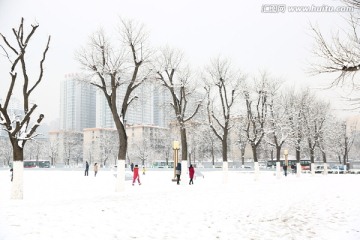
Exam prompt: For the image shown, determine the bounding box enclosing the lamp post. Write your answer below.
[172,141,180,181]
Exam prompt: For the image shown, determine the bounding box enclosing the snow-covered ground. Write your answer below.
[0,168,359,240]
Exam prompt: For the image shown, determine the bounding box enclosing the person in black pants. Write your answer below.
[175,163,181,185]
[283,164,288,177]
[84,161,89,176]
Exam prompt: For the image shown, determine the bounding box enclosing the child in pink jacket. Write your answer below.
[189,164,195,185]
[132,164,141,186]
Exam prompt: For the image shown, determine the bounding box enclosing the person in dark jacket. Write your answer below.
[85,161,89,176]
[132,164,141,186]
[130,162,134,172]
[283,164,288,177]
[290,164,295,174]
[175,162,181,185]
[189,164,195,185]
[10,168,13,182]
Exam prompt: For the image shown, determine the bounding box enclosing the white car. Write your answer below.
[328,166,346,174]
[314,165,325,174]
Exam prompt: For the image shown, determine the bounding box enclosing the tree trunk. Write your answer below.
[310,148,315,163]
[116,127,127,161]
[180,127,187,161]
[11,161,24,199]
[12,141,24,161]
[296,148,300,163]
[276,146,281,161]
[308,139,315,163]
[113,114,126,192]
[251,144,258,162]
[12,142,24,199]
[241,148,245,166]
[211,141,215,166]
[222,137,228,162]
[322,151,327,163]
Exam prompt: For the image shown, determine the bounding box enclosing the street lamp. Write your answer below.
[172,141,180,181]
[284,149,288,166]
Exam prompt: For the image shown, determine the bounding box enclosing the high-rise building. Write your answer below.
[60,74,96,131]
[59,75,174,130]
[153,85,172,128]
[125,82,154,125]
[96,81,168,128]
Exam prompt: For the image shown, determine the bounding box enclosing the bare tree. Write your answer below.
[343,0,360,10]
[62,131,83,167]
[0,137,12,166]
[98,131,118,167]
[263,78,289,162]
[24,138,47,161]
[187,121,222,167]
[204,127,222,166]
[203,57,245,164]
[317,114,338,164]
[0,18,50,199]
[154,47,202,162]
[48,139,59,167]
[302,95,329,164]
[233,116,248,166]
[333,120,356,166]
[131,138,152,166]
[76,19,151,190]
[243,73,269,163]
[310,2,360,104]
[286,89,308,163]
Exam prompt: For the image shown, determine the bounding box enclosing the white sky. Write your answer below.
[0,0,357,124]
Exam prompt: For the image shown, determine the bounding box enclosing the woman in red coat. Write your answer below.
[189,164,195,185]
[132,164,141,186]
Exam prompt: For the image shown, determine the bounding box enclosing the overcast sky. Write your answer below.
[0,0,356,124]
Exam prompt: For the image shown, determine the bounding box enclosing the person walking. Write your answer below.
[290,164,295,174]
[142,166,146,175]
[132,164,141,186]
[188,164,195,185]
[94,163,99,177]
[84,161,89,176]
[130,162,134,172]
[175,162,181,185]
[283,164,288,177]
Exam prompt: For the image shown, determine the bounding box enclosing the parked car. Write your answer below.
[349,169,360,174]
[328,165,346,174]
[315,165,325,174]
